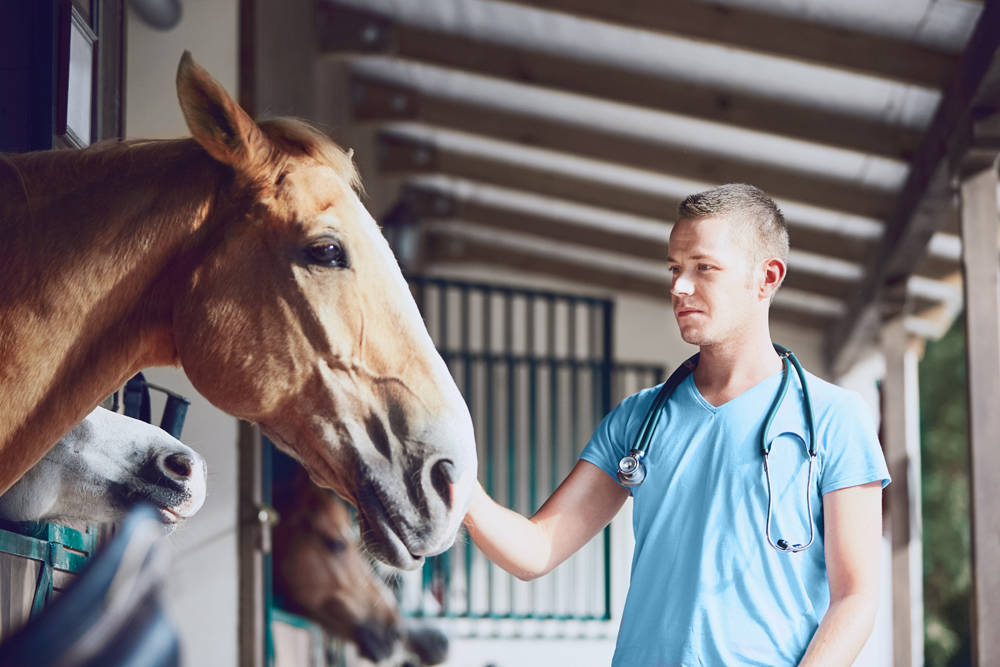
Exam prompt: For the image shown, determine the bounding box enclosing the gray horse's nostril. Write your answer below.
[354,622,399,662]
[430,459,456,508]
[162,452,194,479]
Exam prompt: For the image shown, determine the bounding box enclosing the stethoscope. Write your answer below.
[616,344,818,554]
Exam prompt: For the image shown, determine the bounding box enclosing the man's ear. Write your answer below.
[759,257,786,299]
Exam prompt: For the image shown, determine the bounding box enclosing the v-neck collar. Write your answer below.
[687,369,784,413]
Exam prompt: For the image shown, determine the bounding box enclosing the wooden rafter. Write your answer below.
[351,76,897,220]
[319,3,921,159]
[377,132,877,265]
[825,2,1000,373]
[399,184,857,301]
[497,0,957,88]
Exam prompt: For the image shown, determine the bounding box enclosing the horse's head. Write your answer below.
[0,407,207,532]
[169,52,476,568]
[273,472,403,663]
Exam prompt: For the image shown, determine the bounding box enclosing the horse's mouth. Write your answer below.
[356,486,424,570]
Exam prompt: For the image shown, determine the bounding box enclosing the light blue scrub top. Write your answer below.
[580,369,890,666]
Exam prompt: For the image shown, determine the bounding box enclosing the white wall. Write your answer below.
[125,3,241,666]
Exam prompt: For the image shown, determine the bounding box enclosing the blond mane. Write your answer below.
[259,118,362,193]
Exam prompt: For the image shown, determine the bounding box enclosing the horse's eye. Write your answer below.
[321,536,347,553]
[306,242,347,267]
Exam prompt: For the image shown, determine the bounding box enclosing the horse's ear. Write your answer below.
[176,51,269,174]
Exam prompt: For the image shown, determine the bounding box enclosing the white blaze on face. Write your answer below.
[0,407,207,530]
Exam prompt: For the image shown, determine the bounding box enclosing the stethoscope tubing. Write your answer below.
[616,344,818,553]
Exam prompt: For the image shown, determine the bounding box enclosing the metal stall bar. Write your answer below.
[548,296,559,496]
[504,289,519,618]
[483,286,496,618]
[461,283,474,618]
[567,301,580,620]
[601,300,614,620]
[547,295,561,621]
[438,283,452,616]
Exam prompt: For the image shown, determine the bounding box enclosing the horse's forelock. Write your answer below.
[258,118,362,193]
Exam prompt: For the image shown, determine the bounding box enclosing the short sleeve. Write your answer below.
[818,391,891,495]
[579,390,649,490]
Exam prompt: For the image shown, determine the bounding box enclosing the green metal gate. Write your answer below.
[405,275,618,623]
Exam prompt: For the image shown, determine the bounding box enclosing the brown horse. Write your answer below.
[273,469,449,665]
[0,52,476,568]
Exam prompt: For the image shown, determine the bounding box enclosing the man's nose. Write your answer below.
[671,273,694,296]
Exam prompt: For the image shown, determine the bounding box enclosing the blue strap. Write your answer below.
[630,353,699,455]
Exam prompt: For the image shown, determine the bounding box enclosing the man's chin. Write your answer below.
[678,328,704,346]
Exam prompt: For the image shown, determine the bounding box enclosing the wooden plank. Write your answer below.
[825,3,1000,374]
[0,553,39,642]
[319,4,921,159]
[880,318,925,667]
[402,185,857,301]
[238,0,257,116]
[959,161,1000,667]
[497,0,956,89]
[238,420,266,667]
[272,620,319,667]
[95,0,124,141]
[353,77,897,220]
[378,132,878,263]
[421,229,837,330]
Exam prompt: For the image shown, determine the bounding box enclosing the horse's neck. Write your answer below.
[0,140,221,491]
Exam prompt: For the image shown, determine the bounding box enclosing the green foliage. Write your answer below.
[918,314,971,667]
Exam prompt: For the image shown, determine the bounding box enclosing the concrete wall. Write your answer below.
[125,3,241,666]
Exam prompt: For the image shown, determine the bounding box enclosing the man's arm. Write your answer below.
[798,481,884,667]
[463,460,629,581]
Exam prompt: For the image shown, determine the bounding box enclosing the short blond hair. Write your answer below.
[677,183,789,265]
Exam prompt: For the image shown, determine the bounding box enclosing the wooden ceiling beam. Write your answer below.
[352,76,897,220]
[497,0,956,89]
[420,229,838,330]
[398,184,857,301]
[319,4,921,159]
[825,2,1000,374]
[377,131,877,264]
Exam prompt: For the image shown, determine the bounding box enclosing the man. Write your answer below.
[462,184,890,666]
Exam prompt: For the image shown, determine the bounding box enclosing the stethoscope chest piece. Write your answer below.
[616,450,646,488]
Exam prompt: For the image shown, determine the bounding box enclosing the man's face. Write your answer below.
[667,216,762,347]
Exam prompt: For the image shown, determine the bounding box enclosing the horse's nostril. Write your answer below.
[430,459,456,508]
[162,452,194,479]
[354,622,397,662]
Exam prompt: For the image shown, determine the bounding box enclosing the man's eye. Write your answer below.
[698,264,713,271]
[668,266,679,274]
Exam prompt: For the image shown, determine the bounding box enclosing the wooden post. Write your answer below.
[237,420,266,667]
[959,157,1000,667]
[880,317,924,667]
